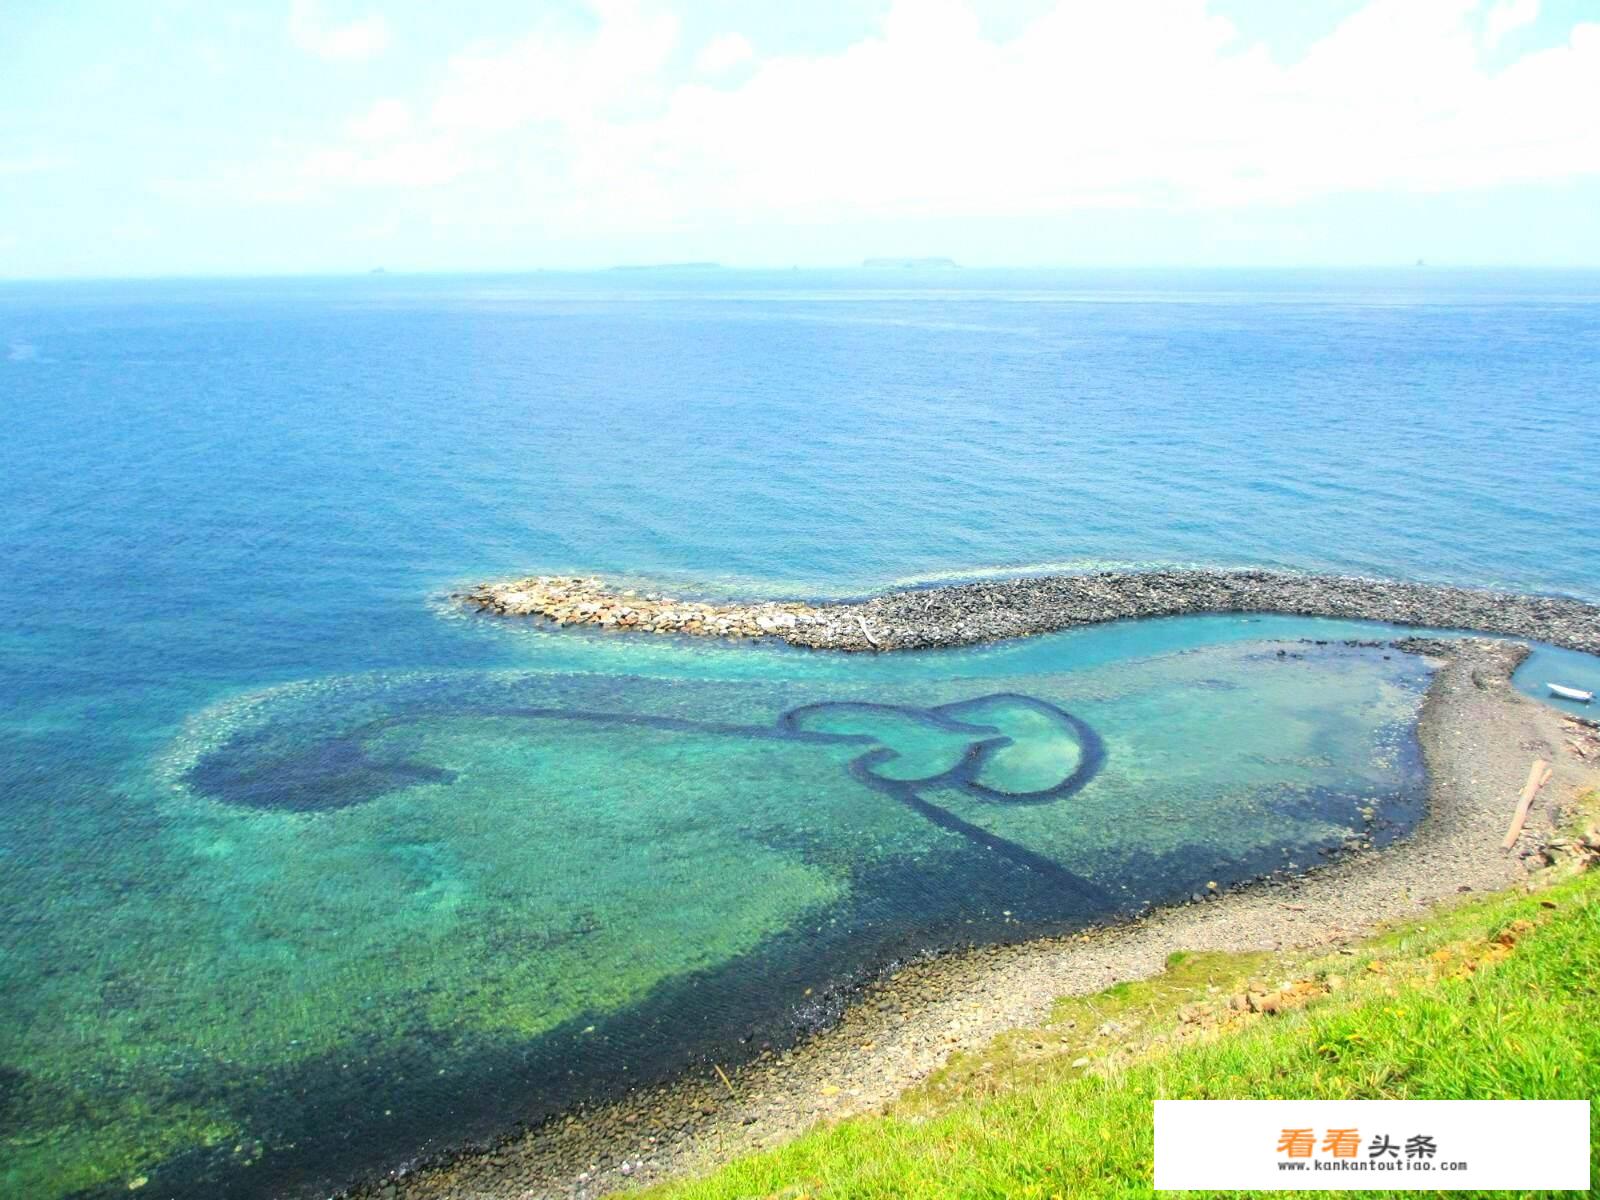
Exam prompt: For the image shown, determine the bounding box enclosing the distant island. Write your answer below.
[862,256,960,269]
[609,261,723,272]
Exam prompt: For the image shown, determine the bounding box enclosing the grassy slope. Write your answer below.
[639,814,1599,1200]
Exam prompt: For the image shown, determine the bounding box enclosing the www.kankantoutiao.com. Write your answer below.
[1279,1159,1469,1173]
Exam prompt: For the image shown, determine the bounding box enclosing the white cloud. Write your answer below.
[299,139,470,189]
[429,0,678,133]
[352,212,402,240]
[289,0,390,63]
[694,32,754,76]
[346,98,413,141]
[195,42,227,76]
[215,0,1600,229]
[0,154,70,176]
[1484,0,1539,48]
[583,0,1599,221]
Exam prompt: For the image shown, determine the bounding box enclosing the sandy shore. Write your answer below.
[344,636,1600,1200]
[463,569,1600,654]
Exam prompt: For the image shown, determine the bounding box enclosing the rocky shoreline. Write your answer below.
[344,636,1600,1200]
[463,569,1600,654]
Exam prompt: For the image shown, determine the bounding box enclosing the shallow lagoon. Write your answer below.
[3,618,1431,1198]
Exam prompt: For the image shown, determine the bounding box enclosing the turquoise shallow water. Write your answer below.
[2,270,1599,1197]
[10,626,1431,1198]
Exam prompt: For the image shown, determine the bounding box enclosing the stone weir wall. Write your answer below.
[462,570,1600,656]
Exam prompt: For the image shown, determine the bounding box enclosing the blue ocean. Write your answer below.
[3,269,1599,1198]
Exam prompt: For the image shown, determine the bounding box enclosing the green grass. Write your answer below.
[639,829,1600,1199]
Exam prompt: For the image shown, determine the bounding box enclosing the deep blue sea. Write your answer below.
[3,269,1599,1198]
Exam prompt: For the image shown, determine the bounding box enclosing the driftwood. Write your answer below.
[1501,759,1554,850]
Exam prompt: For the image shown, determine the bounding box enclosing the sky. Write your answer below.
[3,0,1599,278]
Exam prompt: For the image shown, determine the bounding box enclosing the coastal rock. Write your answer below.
[462,569,1600,656]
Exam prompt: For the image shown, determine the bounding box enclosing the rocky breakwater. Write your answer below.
[463,576,838,641]
[464,570,1600,656]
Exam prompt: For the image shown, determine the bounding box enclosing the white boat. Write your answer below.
[1547,682,1594,703]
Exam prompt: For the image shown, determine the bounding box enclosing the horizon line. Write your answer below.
[7,262,1600,286]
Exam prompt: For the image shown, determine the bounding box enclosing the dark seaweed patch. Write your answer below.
[187,724,456,812]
